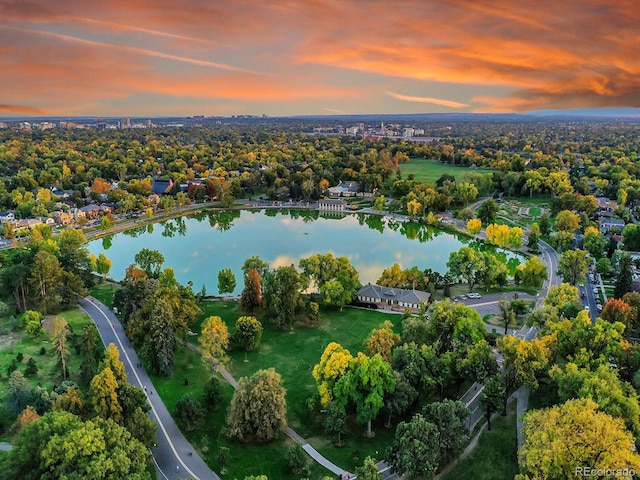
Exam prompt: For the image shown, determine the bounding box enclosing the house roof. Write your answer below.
[152,178,174,194]
[356,283,430,305]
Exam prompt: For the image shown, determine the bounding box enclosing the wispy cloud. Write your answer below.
[385,91,469,109]
[0,104,46,114]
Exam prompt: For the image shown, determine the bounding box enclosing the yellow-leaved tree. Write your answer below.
[485,223,510,248]
[200,316,230,367]
[467,218,482,235]
[312,342,353,406]
[518,398,640,480]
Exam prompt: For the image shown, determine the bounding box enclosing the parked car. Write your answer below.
[597,303,603,311]
[459,295,467,300]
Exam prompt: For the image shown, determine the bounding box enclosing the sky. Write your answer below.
[1,0,639,117]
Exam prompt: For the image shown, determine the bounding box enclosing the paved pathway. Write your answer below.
[80,297,219,480]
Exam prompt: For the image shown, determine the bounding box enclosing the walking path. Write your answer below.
[81,297,219,480]
[182,341,349,477]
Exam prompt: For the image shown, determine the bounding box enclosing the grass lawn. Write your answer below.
[399,159,493,184]
[509,195,552,206]
[179,301,405,475]
[150,345,332,479]
[441,403,519,480]
[0,309,97,427]
[90,283,117,307]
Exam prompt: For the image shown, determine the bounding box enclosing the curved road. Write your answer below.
[80,297,219,480]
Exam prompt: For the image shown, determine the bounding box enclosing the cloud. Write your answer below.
[0,104,46,114]
[385,91,468,109]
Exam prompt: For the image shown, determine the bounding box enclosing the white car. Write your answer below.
[584,305,590,311]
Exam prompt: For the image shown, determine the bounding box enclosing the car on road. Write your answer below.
[579,282,585,288]
[459,295,467,300]
[597,303,603,311]
[467,293,482,299]
[584,305,590,311]
[593,287,598,294]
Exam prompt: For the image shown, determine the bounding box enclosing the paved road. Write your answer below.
[80,297,219,480]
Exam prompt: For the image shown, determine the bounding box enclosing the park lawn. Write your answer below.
[90,284,117,307]
[510,194,552,206]
[399,159,493,184]
[441,403,519,480]
[150,345,332,479]
[185,301,402,473]
[0,309,96,402]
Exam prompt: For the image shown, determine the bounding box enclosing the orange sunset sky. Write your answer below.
[1,0,639,117]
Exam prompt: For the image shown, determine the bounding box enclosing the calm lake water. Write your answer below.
[88,209,520,295]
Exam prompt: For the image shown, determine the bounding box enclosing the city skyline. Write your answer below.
[1,0,639,117]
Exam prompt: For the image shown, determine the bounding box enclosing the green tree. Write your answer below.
[422,399,470,464]
[388,413,440,480]
[461,339,499,384]
[6,370,31,414]
[217,267,236,296]
[203,376,224,411]
[94,253,112,283]
[99,343,127,387]
[554,209,580,232]
[141,298,176,377]
[262,265,301,329]
[615,252,633,298]
[476,199,498,225]
[527,222,540,252]
[30,249,62,313]
[286,443,307,474]
[538,212,551,236]
[544,283,580,310]
[226,368,287,442]
[134,248,165,278]
[23,310,44,338]
[174,393,204,431]
[372,195,386,211]
[426,299,485,354]
[80,325,101,385]
[364,320,400,362]
[447,246,485,292]
[582,226,605,259]
[558,249,589,285]
[595,257,612,276]
[356,456,382,480]
[480,375,505,431]
[324,401,347,446]
[234,316,263,352]
[518,256,547,288]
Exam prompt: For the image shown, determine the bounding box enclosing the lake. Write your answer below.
[88,209,520,295]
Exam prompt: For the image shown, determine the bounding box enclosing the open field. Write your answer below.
[399,159,493,183]
[441,403,519,480]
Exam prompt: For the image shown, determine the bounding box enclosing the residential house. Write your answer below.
[327,181,360,197]
[52,210,74,226]
[599,218,625,233]
[0,211,15,224]
[79,204,102,219]
[152,178,175,195]
[355,284,430,312]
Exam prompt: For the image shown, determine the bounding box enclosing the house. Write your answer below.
[355,284,430,312]
[596,197,618,214]
[0,211,15,224]
[15,218,43,231]
[152,178,175,195]
[327,181,360,197]
[599,218,625,233]
[52,210,74,225]
[79,204,102,219]
[318,199,346,212]
[35,216,56,226]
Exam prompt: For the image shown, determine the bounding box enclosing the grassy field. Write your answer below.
[441,403,519,480]
[399,159,493,183]
[190,302,402,472]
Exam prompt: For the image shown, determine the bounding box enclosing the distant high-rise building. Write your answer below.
[121,118,131,129]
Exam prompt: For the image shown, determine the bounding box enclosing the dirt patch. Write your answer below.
[0,331,20,349]
[41,315,67,336]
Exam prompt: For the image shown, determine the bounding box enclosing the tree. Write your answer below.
[384,371,417,427]
[286,443,307,474]
[90,367,122,422]
[498,296,516,335]
[425,299,485,354]
[517,257,547,288]
[476,199,498,225]
[51,316,70,380]
[623,224,640,250]
[94,253,112,283]
[480,375,504,431]
[364,320,400,361]
[467,218,482,235]
[461,339,499,384]
[558,249,589,285]
[600,298,634,329]
[455,182,478,205]
[377,263,405,288]
[356,456,382,480]
[447,246,485,292]
[30,249,62,312]
[299,253,360,309]
[217,267,236,296]
[234,316,263,352]
[134,248,165,278]
[485,223,510,248]
[16,405,40,432]
[422,399,470,464]
[372,195,386,211]
[203,376,224,411]
[497,336,549,414]
[141,298,176,377]
[174,393,204,431]
[199,316,229,366]
[262,265,301,328]
[241,255,270,279]
[313,342,353,406]
[595,257,613,276]
[239,268,262,314]
[615,252,633,299]
[100,343,127,387]
[538,212,551,236]
[388,414,440,480]
[324,401,347,446]
[226,368,287,442]
[519,399,640,480]
[23,310,43,338]
[6,370,31,414]
[582,226,605,259]
[80,325,101,385]
[4,410,151,480]
[554,209,580,232]
[527,222,540,252]
[544,283,579,310]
